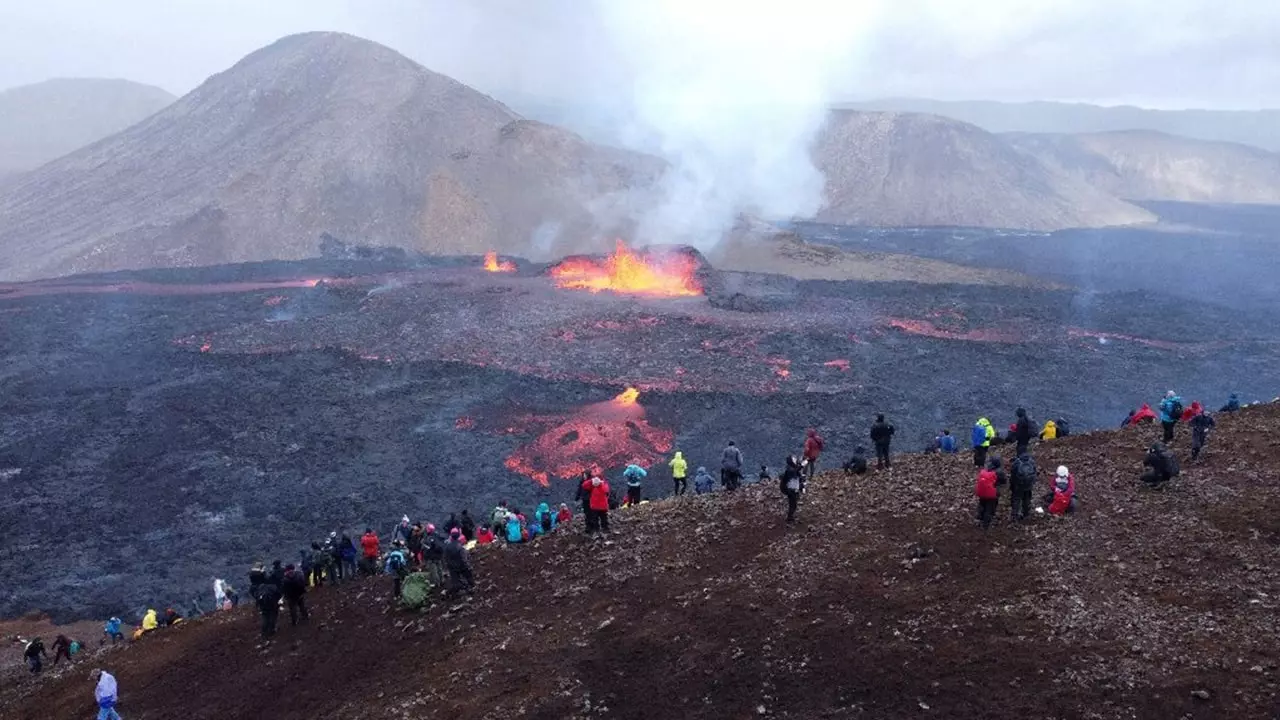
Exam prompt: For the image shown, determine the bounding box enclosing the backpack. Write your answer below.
[1012,456,1037,485]
[387,551,406,573]
[1168,399,1184,420]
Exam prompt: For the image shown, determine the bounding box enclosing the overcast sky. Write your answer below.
[1,0,1277,109]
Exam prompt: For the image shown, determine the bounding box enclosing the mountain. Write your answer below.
[842,98,1280,152]
[0,78,175,179]
[813,111,1154,230]
[1006,131,1280,205]
[6,402,1280,718]
[0,33,662,282]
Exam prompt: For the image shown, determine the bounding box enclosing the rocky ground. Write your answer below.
[3,404,1277,719]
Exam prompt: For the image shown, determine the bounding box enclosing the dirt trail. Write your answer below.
[3,406,1279,719]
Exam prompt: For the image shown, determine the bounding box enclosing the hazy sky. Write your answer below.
[1,0,1277,109]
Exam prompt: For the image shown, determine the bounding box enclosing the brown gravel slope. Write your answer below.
[4,405,1279,719]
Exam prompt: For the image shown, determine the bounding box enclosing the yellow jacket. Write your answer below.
[669,452,687,479]
[141,609,158,631]
[975,418,995,448]
[1040,420,1057,440]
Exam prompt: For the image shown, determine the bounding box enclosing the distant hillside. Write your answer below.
[0,33,662,282]
[0,78,174,178]
[843,98,1280,152]
[1007,131,1280,204]
[813,111,1154,230]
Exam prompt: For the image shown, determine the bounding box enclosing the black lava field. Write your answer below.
[2,248,1278,620]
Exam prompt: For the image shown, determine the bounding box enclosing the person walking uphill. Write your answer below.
[1014,408,1034,455]
[972,418,996,468]
[1009,452,1037,523]
[581,473,612,536]
[779,455,805,523]
[870,414,895,469]
[1159,391,1184,443]
[802,429,825,480]
[974,457,1006,529]
[251,569,282,640]
[669,451,688,495]
[1190,409,1216,460]
[721,441,744,492]
[92,669,123,720]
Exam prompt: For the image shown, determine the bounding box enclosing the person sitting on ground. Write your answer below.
[779,455,805,523]
[1220,393,1241,413]
[476,524,496,545]
[360,528,380,576]
[622,464,647,506]
[1190,409,1217,460]
[669,451,688,496]
[693,466,716,494]
[934,429,958,454]
[1131,403,1158,425]
[1048,470,1074,516]
[803,428,825,480]
[556,503,573,525]
[1121,409,1137,427]
[281,563,309,625]
[1055,418,1071,437]
[92,669,122,720]
[758,464,772,484]
[460,510,477,541]
[505,511,524,544]
[443,527,475,597]
[974,457,1005,530]
[102,617,124,646]
[1141,442,1179,487]
[1039,419,1058,441]
[535,502,556,534]
[842,446,869,475]
[140,609,158,635]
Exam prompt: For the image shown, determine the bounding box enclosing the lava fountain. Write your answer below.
[500,387,673,487]
[483,251,516,273]
[549,240,702,297]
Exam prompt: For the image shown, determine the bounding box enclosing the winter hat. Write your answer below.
[425,523,435,533]
[449,527,461,538]
[401,515,410,524]
[592,477,602,486]
[1166,390,1176,398]
[1056,465,1069,478]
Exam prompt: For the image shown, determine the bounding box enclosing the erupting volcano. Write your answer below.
[482,251,516,273]
[549,240,703,297]
[495,387,673,487]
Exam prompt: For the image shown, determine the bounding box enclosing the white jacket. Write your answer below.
[95,671,118,705]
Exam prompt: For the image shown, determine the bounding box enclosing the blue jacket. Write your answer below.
[936,434,957,453]
[104,618,122,636]
[1159,396,1183,423]
[623,464,647,483]
[505,516,523,543]
[694,467,715,494]
[535,502,556,531]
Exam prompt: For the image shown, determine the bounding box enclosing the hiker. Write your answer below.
[385,542,410,598]
[444,528,475,596]
[360,528,380,576]
[299,546,315,586]
[535,502,557,534]
[252,571,282,640]
[269,560,285,588]
[213,577,228,609]
[758,464,772,484]
[1039,419,1058,441]
[92,669,122,720]
[779,455,805,523]
[324,534,342,584]
[1159,391,1184,442]
[1220,393,1241,413]
[460,510,477,541]
[395,516,413,545]
[556,503,573,525]
[581,473,612,536]
[23,638,46,673]
[1009,452,1037,523]
[803,428,825,480]
[693,466,716,494]
[669,451,689,495]
[1047,468,1074,516]
[161,608,182,627]
[280,564,308,625]
[491,501,510,535]
[622,464,647,506]
[870,414,895,469]
[1180,400,1204,423]
[139,609,158,635]
[51,635,73,665]
[972,418,996,468]
[721,441,744,491]
[505,512,524,543]
[1190,410,1217,460]
[476,525,495,544]
[422,525,445,584]
[339,533,358,579]
[974,457,1006,529]
[1131,403,1158,425]
[1014,408,1034,455]
[102,617,124,645]
[1002,423,1018,446]
[842,446,869,475]
[1056,418,1071,438]
[1141,442,1179,487]
[1121,410,1136,427]
[934,429,958,454]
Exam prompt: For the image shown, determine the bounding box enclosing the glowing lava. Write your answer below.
[549,240,702,297]
[483,251,516,273]
[495,388,673,487]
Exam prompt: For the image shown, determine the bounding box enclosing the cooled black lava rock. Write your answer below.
[705,271,799,313]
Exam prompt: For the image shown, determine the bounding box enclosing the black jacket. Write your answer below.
[460,513,477,539]
[843,447,868,474]
[255,582,282,610]
[1011,455,1038,489]
[1014,415,1033,444]
[1143,447,1178,479]
[779,458,804,494]
[870,422,895,445]
[281,570,307,599]
[443,540,472,572]
[1190,413,1216,438]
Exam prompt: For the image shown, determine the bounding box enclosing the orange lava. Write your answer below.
[483,251,516,273]
[613,387,640,406]
[550,240,702,297]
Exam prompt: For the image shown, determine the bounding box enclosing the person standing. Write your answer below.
[581,473,612,536]
[1190,409,1216,460]
[460,510,477,541]
[1009,452,1037,523]
[974,457,1005,530]
[1159,391,1184,443]
[443,528,475,597]
[870,414,896,469]
[779,456,805,523]
[1014,408,1034,455]
[281,564,309,626]
[668,451,688,496]
[360,528,380,576]
[802,429,825,480]
[622,464,647,506]
[92,669,123,720]
[972,418,995,468]
[252,575,281,640]
[693,466,716,494]
[721,441,744,492]
[23,637,47,674]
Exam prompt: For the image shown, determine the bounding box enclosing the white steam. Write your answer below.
[595,1,883,248]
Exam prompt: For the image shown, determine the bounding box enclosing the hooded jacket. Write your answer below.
[443,538,472,572]
[476,526,495,544]
[1159,395,1184,423]
[669,452,688,479]
[505,514,523,543]
[582,477,611,511]
[1221,393,1241,412]
[1014,410,1033,444]
[95,671,119,708]
[360,531,380,559]
[1132,404,1158,424]
[1040,420,1057,440]
[1181,401,1204,422]
[623,464,647,486]
[1190,412,1216,439]
[1049,479,1073,515]
[556,505,573,524]
[694,467,716,494]
[780,456,805,494]
[975,468,1000,499]
[972,418,995,448]
[535,502,556,531]
[141,609,158,631]
[721,444,743,472]
[803,430,825,460]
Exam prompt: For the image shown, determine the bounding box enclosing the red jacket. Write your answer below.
[975,469,999,500]
[581,478,611,512]
[556,507,573,524]
[476,527,495,545]
[1049,489,1072,515]
[1181,401,1203,422]
[360,532,379,559]
[1132,404,1158,424]
[803,431,825,460]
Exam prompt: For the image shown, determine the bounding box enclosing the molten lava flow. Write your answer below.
[550,240,702,297]
[483,251,516,273]
[496,388,673,487]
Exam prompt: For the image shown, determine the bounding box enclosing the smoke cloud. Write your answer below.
[592,1,883,248]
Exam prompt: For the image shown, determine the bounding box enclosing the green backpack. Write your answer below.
[400,572,435,610]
